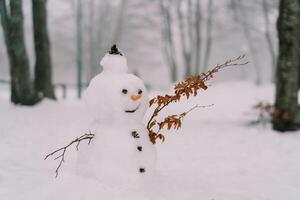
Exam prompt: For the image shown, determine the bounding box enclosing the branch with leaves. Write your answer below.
[149,104,214,143]
[147,55,248,144]
[44,132,95,177]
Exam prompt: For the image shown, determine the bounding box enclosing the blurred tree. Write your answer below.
[272,0,300,131]
[159,0,214,80]
[95,1,111,64]
[112,0,127,44]
[76,0,83,98]
[176,0,193,78]
[32,0,55,99]
[230,0,263,85]
[0,0,38,105]
[159,0,178,82]
[228,0,279,84]
[201,0,213,72]
[87,0,127,81]
[88,0,96,80]
[261,0,277,83]
[120,0,164,81]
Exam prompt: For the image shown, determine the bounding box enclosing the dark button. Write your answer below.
[137,146,142,151]
[139,168,145,173]
[131,131,140,138]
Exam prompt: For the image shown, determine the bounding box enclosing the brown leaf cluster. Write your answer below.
[256,102,292,123]
[147,55,248,144]
[251,101,275,126]
[253,102,273,114]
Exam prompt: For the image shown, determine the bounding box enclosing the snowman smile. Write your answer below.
[125,104,140,113]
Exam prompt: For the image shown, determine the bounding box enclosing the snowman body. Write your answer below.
[77,50,156,185]
[88,122,156,185]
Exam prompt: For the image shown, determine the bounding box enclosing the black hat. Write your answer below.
[109,44,123,56]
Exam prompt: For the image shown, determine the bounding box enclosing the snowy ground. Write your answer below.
[1,81,300,200]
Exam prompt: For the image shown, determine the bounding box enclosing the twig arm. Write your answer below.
[44,132,95,177]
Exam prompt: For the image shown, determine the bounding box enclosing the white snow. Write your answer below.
[1,81,300,200]
[77,122,156,187]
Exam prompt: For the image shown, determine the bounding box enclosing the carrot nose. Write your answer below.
[131,95,142,101]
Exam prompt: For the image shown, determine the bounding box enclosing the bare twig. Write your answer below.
[185,104,214,114]
[199,55,248,82]
[44,131,95,177]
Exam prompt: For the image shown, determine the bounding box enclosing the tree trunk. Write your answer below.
[176,0,192,78]
[32,0,55,99]
[0,0,38,105]
[272,0,300,131]
[76,0,83,98]
[88,0,96,81]
[194,0,202,75]
[112,0,127,44]
[202,0,213,72]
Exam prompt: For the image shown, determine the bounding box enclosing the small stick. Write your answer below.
[44,131,95,177]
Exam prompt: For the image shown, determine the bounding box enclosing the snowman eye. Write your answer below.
[122,89,128,94]
[138,89,143,95]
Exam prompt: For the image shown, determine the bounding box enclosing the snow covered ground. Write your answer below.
[1,81,300,200]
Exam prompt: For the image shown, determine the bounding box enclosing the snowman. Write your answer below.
[77,45,156,186]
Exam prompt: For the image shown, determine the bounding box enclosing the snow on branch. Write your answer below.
[44,131,95,177]
[147,55,248,144]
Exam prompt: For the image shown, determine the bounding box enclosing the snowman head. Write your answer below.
[100,44,128,74]
[84,46,148,124]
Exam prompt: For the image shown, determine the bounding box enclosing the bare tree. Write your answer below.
[85,0,128,80]
[159,0,178,82]
[230,0,263,85]
[95,1,112,55]
[228,0,279,84]
[194,0,202,75]
[176,0,193,78]
[87,0,96,80]
[202,0,213,72]
[112,0,128,44]
[261,0,276,83]
[76,0,83,98]
[93,1,111,76]
[159,0,215,80]
[32,0,56,99]
[0,0,38,105]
